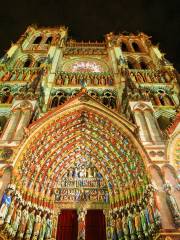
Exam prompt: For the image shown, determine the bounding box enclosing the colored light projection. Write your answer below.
[71,61,103,72]
[14,109,148,209]
[62,58,109,73]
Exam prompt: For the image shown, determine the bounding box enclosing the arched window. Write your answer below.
[140,61,148,69]
[51,96,59,108]
[45,36,53,44]
[132,42,141,52]
[127,61,135,69]
[51,91,67,108]
[101,91,116,109]
[121,42,128,52]
[33,36,42,44]
[23,59,32,68]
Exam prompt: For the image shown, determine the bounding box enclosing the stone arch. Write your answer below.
[162,164,178,184]
[14,53,35,68]
[133,102,162,143]
[32,35,43,44]
[148,164,164,189]
[0,100,33,142]
[148,164,174,228]
[161,164,180,226]
[120,41,129,52]
[126,56,140,69]
[11,94,150,204]
[34,56,46,67]
[1,94,166,239]
[45,35,53,44]
[137,56,155,70]
[131,41,144,52]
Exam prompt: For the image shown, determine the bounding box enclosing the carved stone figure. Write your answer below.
[17,205,29,239]
[0,190,12,225]
[44,214,52,239]
[25,209,36,239]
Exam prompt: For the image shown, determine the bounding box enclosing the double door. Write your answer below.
[57,209,106,240]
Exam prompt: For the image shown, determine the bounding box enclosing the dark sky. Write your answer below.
[0,0,180,70]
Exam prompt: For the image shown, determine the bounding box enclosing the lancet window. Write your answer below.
[51,91,67,108]
[33,35,42,44]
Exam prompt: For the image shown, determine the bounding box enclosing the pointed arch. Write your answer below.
[10,93,151,212]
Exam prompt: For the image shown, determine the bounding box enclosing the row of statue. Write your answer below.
[0,186,53,240]
[56,72,114,86]
[0,70,42,82]
[62,165,103,179]
[60,178,104,188]
[125,87,175,106]
[121,68,177,84]
[64,47,107,55]
[107,203,161,240]
[55,188,109,203]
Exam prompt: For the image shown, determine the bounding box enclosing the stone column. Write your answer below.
[134,110,152,143]
[52,211,60,240]
[144,110,162,143]
[13,108,31,141]
[108,48,118,74]
[1,108,21,141]
[77,208,87,240]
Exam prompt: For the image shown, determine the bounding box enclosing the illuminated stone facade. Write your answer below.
[0,25,179,239]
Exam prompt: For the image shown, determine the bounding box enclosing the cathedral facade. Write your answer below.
[0,25,179,240]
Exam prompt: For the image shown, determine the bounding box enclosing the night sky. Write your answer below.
[0,0,179,70]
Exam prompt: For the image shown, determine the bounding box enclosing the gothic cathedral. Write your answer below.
[0,25,179,240]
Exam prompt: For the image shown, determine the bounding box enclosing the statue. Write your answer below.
[10,204,22,237]
[44,214,53,239]
[38,212,47,240]
[122,212,129,240]
[116,212,124,240]
[164,183,180,227]
[0,190,12,225]
[78,209,86,240]
[25,209,36,239]
[17,205,30,239]
[127,209,136,240]
[111,218,118,240]
[4,195,15,225]
[59,27,68,47]
[134,208,142,239]
[32,210,42,240]
[139,206,148,237]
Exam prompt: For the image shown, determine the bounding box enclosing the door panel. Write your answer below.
[85,210,106,240]
[57,209,78,240]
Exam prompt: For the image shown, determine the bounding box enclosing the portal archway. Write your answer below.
[0,93,160,240]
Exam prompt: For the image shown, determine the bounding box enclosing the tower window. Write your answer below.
[33,36,42,44]
[127,61,135,69]
[121,42,128,52]
[132,42,141,52]
[24,59,31,68]
[45,36,53,44]
[140,61,148,69]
